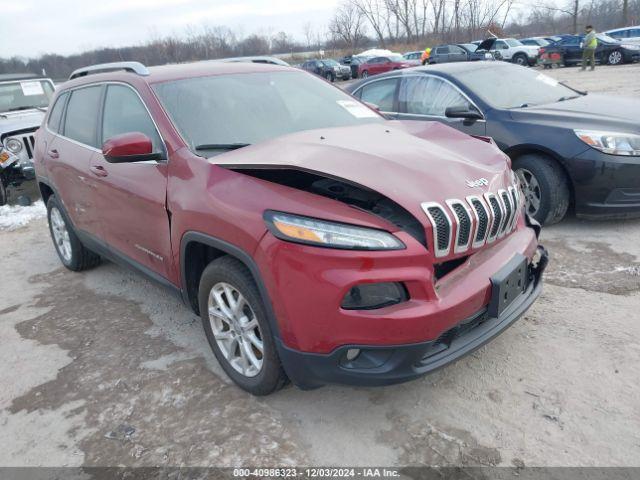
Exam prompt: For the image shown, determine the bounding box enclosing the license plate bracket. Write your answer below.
[488,254,528,318]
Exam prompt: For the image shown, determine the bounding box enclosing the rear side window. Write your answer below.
[101,84,162,152]
[64,86,102,147]
[356,78,399,112]
[47,92,68,133]
[436,46,450,54]
[399,76,469,116]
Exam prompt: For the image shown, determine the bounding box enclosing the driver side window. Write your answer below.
[399,76,469,116]
[101,85,162,152]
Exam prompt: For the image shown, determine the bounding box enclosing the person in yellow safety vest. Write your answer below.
[581,25,598,71]
[420,47,432,65]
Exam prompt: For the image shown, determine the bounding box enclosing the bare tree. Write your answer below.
[350,0,388,47]
[330,2,368,49]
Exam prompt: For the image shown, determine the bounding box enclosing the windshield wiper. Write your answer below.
[557,95,581,102]
[8,106,46,112]
[195,143,250,151]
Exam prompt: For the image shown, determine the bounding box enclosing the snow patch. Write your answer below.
[0,200,46,231]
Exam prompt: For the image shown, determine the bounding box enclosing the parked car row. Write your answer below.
[539,33,640,67]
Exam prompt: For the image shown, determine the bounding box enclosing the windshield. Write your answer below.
[388,55,404,62]
[323,59,339,67]
[455,64,579,109]
[459,43,477,51]
[153,71,383,154]
[0,80,54,113]
[505,38,523,47]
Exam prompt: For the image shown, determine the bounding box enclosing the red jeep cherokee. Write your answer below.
[34,61,547,395]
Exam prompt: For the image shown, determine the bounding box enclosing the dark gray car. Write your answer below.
[428,44,495,64]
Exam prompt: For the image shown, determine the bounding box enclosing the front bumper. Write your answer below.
[279,245,547,389]
[569,147,640,219]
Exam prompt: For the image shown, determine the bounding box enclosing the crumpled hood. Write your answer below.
[0,110,45,135]
[213,121,512,221]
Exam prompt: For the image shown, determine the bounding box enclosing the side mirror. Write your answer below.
[102,132,163,163]
[445,105,483,120]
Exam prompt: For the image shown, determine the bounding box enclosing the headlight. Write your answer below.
[574,129,640,156]
[264,211,405,250]
[5,138,22,154]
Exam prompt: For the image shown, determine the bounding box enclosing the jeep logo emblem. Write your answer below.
[466,178,489,188]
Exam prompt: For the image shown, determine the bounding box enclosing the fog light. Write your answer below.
[341,282,408,310]
[345,348,360,361]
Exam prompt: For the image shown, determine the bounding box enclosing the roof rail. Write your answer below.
[69,61,149,80]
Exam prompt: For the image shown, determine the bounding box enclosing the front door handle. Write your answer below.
[90,165,108,177]
[47,149,59,159]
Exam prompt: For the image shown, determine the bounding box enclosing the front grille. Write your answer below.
[422,182,520,258]
[21,134,36,159]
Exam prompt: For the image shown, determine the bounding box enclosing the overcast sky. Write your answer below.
[2,0,342,58]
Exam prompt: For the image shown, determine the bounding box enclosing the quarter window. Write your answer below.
[101,84,162,151]
[399,76,469,116]
[47,92,68,133]
[356,78,399,112]
[64,86,103,147]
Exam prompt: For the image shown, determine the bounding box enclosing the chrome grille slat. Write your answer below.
[466,195,490,248]
[484,193,501,243]
[499,189,513,236]
[421,202,452,258]
[508,186,518,231]
[446,199,473,253]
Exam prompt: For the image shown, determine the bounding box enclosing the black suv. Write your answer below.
[301,59,351,82]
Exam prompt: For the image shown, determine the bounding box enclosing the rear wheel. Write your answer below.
[198,256,287,395]
[361,70,369,78]
[513,53,528,66]
[608,49,623,65]
[513,154,570,225]
[46,195,101,271]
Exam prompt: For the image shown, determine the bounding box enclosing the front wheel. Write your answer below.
[46,195,101,271]
[198,256,288,395]
[608,49,623,65]
[325,72,335,82]
[513,154,570,225]
[361,70,369,78]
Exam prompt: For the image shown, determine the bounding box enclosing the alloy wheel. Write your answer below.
[50,207,72,262]
[515,168,542,217]
[208,282,264,378]
[361,71,369,78]
[609,50,622,65]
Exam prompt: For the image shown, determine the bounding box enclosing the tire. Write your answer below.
[46,195,101,271]
[512,53,528,66]
[361,70,369,78]
[512,154,570,225]
[198,256,288,395]
[607,49,623,65]
[325,72,335,82]
[0,176,7,206]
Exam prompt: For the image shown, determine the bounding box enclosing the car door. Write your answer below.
[90,83,173,280]
[48,85,104,237]
[396,75,486,136]
[494,40,511,59]
[434,46,450,63]
[449,45,468,62]
[352,77,400,119]
[560,37,582,63]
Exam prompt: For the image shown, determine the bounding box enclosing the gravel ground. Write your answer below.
[1,63,639,468]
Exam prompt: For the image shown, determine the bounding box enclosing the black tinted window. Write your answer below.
[64,86,102,147]
[102,84,162,151]
[357,78,399,112]
[436,46,450,54]
[47,92,68,133]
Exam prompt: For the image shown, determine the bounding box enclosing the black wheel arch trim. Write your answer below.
[179,231,282,340]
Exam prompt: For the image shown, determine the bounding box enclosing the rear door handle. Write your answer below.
[47,149,59,159]
[90,165,108,177]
